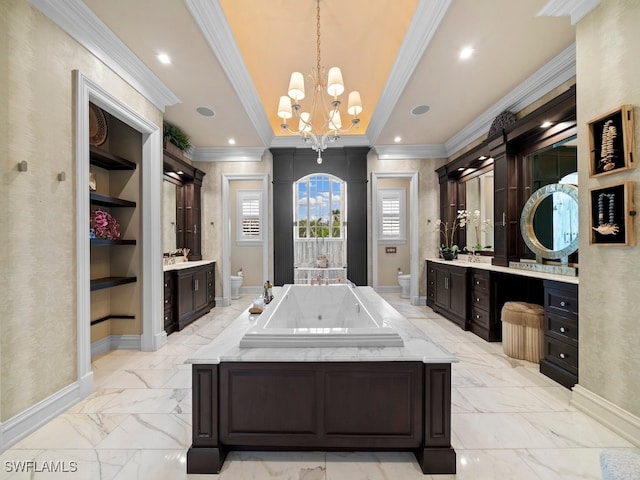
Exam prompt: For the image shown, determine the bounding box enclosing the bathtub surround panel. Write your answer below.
[188,362,454,475]
[187,286,456,474]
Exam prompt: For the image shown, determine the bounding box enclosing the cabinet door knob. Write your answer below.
[476,280,480,285]
[476,314,481,319]
[559,353,566,359]
[560,327,566,333]
[476,297,480,302]
[560,301,567,307]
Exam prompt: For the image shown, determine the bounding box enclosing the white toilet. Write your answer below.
[230,275,243,299]
[398,274,411,299]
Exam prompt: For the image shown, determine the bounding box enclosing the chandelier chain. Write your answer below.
[316,0,321,82]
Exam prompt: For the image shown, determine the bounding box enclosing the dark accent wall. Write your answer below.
[271,147,370,286]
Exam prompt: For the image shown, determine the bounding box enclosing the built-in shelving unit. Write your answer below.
[88,107,141,349]
[90,276,138,291]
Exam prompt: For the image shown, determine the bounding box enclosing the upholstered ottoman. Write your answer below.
[501,301,544,363]
[601,449,640,480]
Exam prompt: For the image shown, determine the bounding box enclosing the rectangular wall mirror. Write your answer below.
[464,171,494,252]
[162,179,177,252]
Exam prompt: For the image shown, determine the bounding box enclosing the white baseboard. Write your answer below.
[376,286,402,293]
[91,334,142,358]
[572,384,640,446]
[0,375,91,451]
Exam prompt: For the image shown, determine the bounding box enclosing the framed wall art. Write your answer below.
[589,182,636,246]
[587,105,635,177]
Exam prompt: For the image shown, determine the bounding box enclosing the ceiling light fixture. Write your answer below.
[394,136,402,143]
[277,0,362,164]
[459,46,474,60]
[156,53,171,65]
[228,138,236,145]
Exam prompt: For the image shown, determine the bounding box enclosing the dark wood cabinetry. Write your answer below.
[468,270,499,341]
[540,280,578,388]
[164,148,205,260]
[428,261,468,330]
[165,262,216,333]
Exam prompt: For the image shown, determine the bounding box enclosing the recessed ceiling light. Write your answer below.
[394,136,402,143]
[459,46,474,60]
[228,138,236,145]
[196,106,215,117]
[411,105,430,116]
[541,121,553,128]
[156,53,171,65]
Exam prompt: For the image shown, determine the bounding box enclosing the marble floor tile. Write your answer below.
[0,293,627,480]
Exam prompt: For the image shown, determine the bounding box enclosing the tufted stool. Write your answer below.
[501,301,545,363]
[600,449,640,480]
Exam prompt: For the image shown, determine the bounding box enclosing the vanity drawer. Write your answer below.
[546,313,578,345]
[470,306,490,330]
[544,285,578,320]
[544,336,578,374]
[471,271,489,292]
[470,289,490,311]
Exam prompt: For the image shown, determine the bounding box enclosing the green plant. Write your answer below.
[163,121,192,152]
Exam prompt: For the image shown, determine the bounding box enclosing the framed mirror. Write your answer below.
[162,179,177,252]
[520,182,578,264]
[464,171,494,251]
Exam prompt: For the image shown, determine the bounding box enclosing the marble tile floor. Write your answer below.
[1,293,637,479]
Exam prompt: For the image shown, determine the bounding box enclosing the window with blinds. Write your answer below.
[378,188,406,243]
[237,190,262,242]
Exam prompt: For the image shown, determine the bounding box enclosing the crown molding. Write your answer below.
[366,0,453,144]
[184,0,274,147]
[269,134,372,149]
[192,146,266,162]
[537,0,603,25]
[373,144,447,160]
[444,42,576,156]
[27,0,179,111]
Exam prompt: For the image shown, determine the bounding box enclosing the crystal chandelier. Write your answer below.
[277,0,363,164]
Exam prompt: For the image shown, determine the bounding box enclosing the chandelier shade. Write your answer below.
[276,0,362,164]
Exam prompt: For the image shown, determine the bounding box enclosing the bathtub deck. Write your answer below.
[186,287,457,475]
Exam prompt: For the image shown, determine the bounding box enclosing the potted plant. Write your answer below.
[434,217,461,260]
[163,121,192,156]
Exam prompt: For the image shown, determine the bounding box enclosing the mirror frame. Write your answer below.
[520,183,578,263]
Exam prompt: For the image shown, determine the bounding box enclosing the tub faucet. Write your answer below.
[263,280,273,304]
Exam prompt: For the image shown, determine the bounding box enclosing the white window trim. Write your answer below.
[236,189,263,244]
[377,187,406,244]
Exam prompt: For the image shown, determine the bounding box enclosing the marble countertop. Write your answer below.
[426,257,579,284]
[163,259,215,272]
[187,286,457,365]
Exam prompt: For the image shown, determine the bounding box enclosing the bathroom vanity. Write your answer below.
[186,286,457,475]
[163,260,215,333]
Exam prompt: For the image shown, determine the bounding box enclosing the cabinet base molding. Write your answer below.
[571,384,640,446]
[91,334,142,358]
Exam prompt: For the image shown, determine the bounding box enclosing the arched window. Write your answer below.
[293,174,347,275]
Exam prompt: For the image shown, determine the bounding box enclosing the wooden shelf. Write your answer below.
[90,192,136,208]
[90,314,135,326]
[90,146,136,170]
[90,238,136,246]
[90,276,137,291]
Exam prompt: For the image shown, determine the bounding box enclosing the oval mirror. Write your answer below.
[520,183,578,263]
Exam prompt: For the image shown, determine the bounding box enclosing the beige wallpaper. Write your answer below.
[576,0,640,417]
[1,1,162,421]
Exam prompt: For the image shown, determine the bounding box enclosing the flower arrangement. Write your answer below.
[434,211,465,257]
[91,209,120,239]
[457,209,492,250]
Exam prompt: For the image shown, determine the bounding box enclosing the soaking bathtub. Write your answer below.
[239,284,404,348]
[186,286,457,476]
